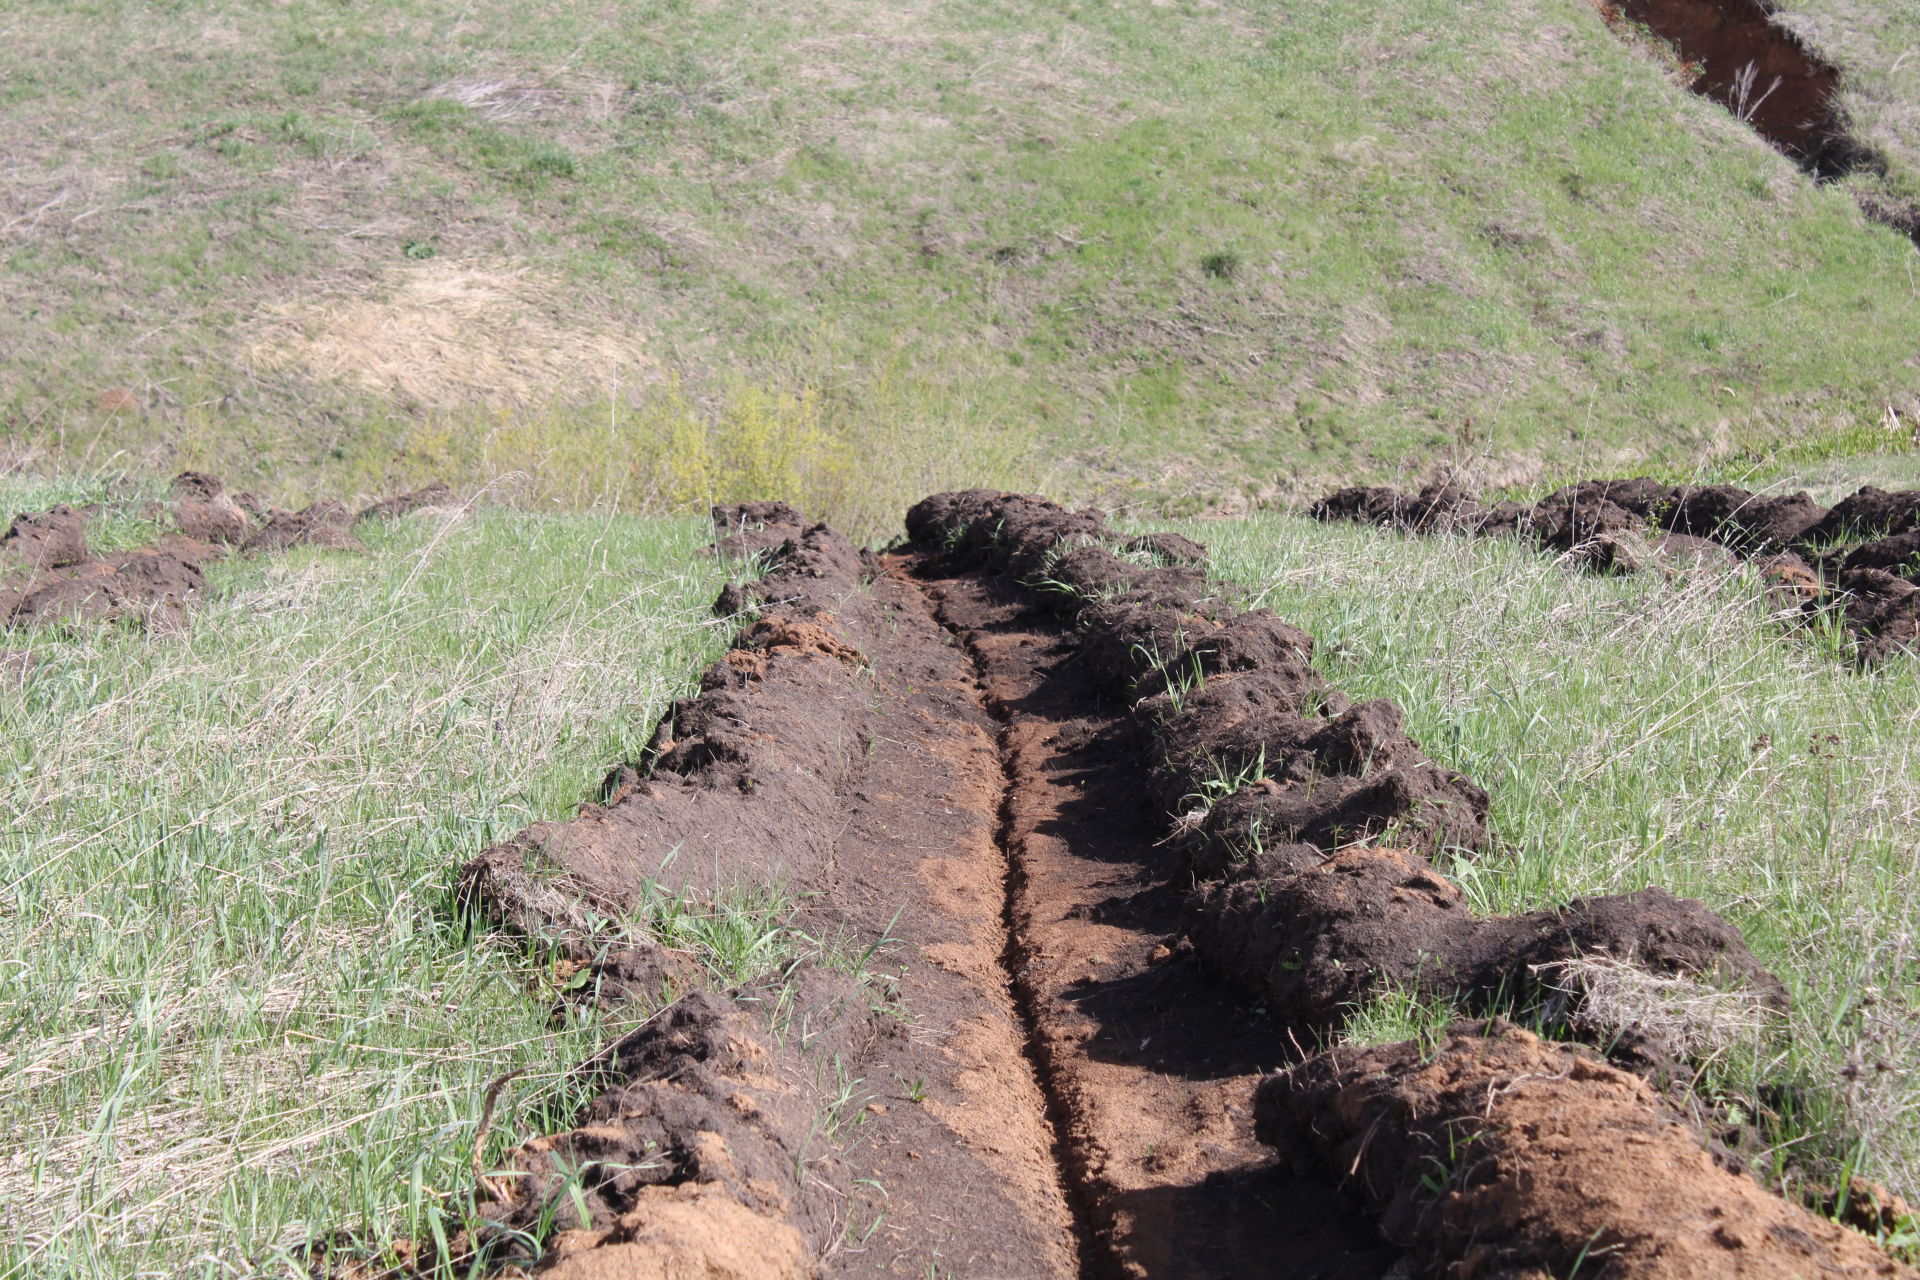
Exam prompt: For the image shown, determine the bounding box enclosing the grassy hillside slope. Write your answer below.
[4,0,1918,526]
[1778,0,1920,218]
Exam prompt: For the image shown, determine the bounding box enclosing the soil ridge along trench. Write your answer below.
[335,493,1916,1280]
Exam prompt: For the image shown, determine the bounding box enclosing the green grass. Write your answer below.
[0,476,752,1278]
[5,0,1920,526]
[1775,0,1920,215]
[1175,513,1920,1204]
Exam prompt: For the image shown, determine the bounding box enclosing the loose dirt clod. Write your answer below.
[0,503,90,570]
[1193,846,1782,1047]
[0,476,452,648]
[1256,1021,1915,1279]
[355,482,459,523]
[241,499,364,553]
[171,472,253,543]
[463,986,846,1273]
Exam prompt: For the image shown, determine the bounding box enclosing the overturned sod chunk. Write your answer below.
[1254,1022,1915,1280]
[4,546,208,632]
[0,502,91,569]
[1832,569,1920,665]
[1193,847,1782,1046]
[241,498,363,552]
[1150,689,1490,874]
[1308,482,1493,533]
[170,471,253,543]
[354,480,457,523]
[1804,485,1920,544]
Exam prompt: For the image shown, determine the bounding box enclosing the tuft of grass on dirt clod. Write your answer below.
[0,476,755,1278]
[1177,514,1920,1204]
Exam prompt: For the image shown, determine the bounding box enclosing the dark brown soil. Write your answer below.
[364,490,1913,1280]
[456,500,1083,1279]
[242,498,363,553]
[0,474,450,647]
[356,481,458,523]
[1,504,91,569]
[1257,1020,1913,1279]
[918,556,1395,1280]
[1313,477,1920,663]
[1599,0,1857,173]
[1194,846,1782,1041]
[1590,0,1917,244]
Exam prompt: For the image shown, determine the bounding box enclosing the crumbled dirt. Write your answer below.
[1313,477,1920,663]
[918,557,1395,1279]
[5,544,209,633]
[902,490,1896,1279]
[1256,1021,1914,1279]
[241,499,363,553]
[368,489,1910,1280]
[0,475,448,649]
[0,504,91,570]
[1828,1176,1916,1238]
[171,472,253,543]
[466,985,849,1270]
[1811,487,1920,542]
[456,500,1083,1278]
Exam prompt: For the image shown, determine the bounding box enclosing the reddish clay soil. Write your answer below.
[1259,1020,1913,1279]
[1313,478,1920,664]
[1597,0,1859,175]
[0,475,455,646]
[1589,0,1920,244]
[384,492,1913,1280]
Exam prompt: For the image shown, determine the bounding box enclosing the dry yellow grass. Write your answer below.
[244,259,655,410]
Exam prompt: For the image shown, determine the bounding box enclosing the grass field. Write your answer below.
[1176,514,1920,1214]
[0,476,739,1278]
[8,0,1920,1268]
[5,0,1919,528]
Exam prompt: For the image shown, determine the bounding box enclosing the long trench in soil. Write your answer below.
[899,552,1392,1280]
[447,504,1912,1280]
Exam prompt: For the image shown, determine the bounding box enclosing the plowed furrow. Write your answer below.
[918,560,1391,1280]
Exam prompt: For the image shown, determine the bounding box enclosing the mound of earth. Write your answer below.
[1256,1020,1913,1279]
[1313,477,1920,662]
[0,475,455,645]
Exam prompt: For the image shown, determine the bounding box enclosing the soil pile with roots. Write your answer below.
[327,491,1914,1279]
